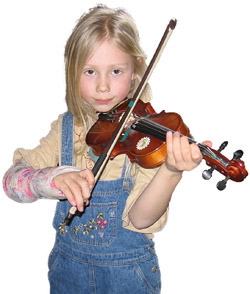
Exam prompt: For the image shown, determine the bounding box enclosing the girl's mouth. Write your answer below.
[95,98,114,105]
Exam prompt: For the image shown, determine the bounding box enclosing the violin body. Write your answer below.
[86,99,190,168]
[86,98,248,188]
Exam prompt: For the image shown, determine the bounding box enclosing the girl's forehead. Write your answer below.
[85,39,133,66]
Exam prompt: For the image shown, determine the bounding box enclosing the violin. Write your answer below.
[59,18,247,231]
[86,98,248,190]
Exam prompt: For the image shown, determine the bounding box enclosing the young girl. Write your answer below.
[3,5,210,293]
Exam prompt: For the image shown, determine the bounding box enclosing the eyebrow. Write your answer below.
[83,63,131,69]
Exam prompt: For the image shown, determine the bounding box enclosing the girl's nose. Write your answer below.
[97,75,110,92]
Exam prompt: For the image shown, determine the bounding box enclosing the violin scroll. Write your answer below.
[202,141,248,190]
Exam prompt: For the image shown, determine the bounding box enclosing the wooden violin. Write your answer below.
[86,98,248,191]
[60,18,247,231]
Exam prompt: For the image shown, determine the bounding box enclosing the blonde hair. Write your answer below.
[64,4,151,129]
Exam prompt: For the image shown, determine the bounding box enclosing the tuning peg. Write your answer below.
[217,175,230,191]
[202,166,215,180]
[202,141,228,180]
[233,150,243,160]
[218,141,228,152]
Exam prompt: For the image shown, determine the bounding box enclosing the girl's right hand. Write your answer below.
[52,169,95,212]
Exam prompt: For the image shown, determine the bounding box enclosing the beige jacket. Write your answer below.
[13,114,168,237]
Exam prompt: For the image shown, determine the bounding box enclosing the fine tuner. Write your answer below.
[202,141,246,190]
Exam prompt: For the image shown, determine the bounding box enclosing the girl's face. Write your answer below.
[80,39,136,113]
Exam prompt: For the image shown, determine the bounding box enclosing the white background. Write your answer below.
[0,0,249,293]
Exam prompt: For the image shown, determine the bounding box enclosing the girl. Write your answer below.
[3,5,210,293]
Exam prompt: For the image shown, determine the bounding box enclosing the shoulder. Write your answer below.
[51,113,66,129]
[51,112,77,134]
[13,113,66,168]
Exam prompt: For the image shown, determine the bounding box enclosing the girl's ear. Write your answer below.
[132,57,143,80]
[136,57,143,64]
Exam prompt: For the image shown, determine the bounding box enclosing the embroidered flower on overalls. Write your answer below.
[97,213,108,229]
[59,222,67,235]
[83,224,90,235]
[73,224,83,235]
[88,219,98,230]
[73,213,108,235]
[97,213,103,219]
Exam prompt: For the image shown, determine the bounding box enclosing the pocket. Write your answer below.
[134,255,161,294]
[68,202,117,246]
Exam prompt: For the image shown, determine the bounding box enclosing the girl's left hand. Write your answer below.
[165,131,212,173]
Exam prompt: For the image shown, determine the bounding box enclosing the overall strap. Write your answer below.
[61,111,132,184]
[121,156,133,189]
[61,112,74,166]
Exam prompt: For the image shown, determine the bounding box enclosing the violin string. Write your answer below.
[143,118,216,159]
[133,118,167,141]
[134,118,217,160]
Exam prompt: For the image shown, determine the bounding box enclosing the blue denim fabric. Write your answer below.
[48,112,161,294]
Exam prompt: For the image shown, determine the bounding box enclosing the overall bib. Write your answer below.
[48,112,161,294]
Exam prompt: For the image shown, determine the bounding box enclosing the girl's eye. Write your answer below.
[84,69,95,76]
[112,69,122,75]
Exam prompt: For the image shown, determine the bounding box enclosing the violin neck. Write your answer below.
[131,117,218,161]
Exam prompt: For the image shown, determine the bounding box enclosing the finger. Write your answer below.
[59,184,76,207]
[166,131,173,154]
[172,132,184,164]
[180,135,192,164]
[74,174,92,204]
[71,182,85,212]
[190,143,203,164]
[63,179,85,212]
[202,140,212,148]
[166,131,178,166]
[80,169,95,190]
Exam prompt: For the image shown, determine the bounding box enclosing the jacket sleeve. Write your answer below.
[13,114,63,169]
[122,163,168,236]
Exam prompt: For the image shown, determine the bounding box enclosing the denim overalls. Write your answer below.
[48,112,161,294]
